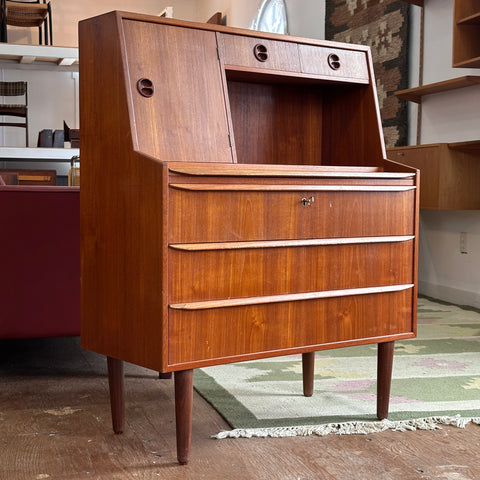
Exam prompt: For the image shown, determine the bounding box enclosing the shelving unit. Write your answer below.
[0,43,79,179]
[388,2,480,210]
[453,0,480,68]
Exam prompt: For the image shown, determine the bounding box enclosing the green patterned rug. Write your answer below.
[194,297,480,438]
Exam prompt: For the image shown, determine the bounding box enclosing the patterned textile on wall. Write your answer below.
[325,0,409,148]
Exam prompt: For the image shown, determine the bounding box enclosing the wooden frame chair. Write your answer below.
[0,0,52,45]
[0,81,28,146]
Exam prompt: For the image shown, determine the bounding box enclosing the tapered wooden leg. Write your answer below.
[174,369,193,465]
[107,356,125,434]
[302,352,315,397]
[377,341,395,420]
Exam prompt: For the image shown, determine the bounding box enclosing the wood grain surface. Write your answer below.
[1,337,479,479]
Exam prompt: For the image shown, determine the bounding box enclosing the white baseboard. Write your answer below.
[418,281,480,309]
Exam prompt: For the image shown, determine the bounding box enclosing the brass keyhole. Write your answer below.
[301,196,315,207]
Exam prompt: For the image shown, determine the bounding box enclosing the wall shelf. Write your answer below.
[448,139,480,152]
[395,76,480,103]
[457,11,480,25]
[0,147,79,161]
[0,43,78,71]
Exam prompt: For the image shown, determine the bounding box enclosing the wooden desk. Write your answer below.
[79,12,419,464]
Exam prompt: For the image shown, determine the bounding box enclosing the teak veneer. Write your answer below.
[388,142,480,209]
[79,11,419,465]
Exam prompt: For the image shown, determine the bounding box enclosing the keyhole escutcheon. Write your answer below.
[137,78,155,97]
[301,196,315,207]
[327,53,341,70]
[253,44,268,62]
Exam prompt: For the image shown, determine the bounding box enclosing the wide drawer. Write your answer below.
[168,239,414,303]
[168,288,415,367]
[168,185,416,243]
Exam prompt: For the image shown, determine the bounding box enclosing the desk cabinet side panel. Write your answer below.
[80,154,168,371]
[80,13,168,371]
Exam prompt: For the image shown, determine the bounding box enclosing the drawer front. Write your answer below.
[168,187,416,243]
[220,33,301,72]
[169,240,414,303]
[168,289,414,367]
[299,45,369,82]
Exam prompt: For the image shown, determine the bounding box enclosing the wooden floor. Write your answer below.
[1,337,479,479]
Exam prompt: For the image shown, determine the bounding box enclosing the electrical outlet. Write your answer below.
[460,232,468,254]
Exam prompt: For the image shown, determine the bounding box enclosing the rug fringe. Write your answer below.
[214,416,480,439]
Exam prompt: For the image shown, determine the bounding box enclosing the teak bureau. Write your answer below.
[79,12,419,465]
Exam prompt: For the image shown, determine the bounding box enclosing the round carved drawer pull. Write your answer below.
[327,53,341,70]
[253,44,268,62]
[137,78,155,97]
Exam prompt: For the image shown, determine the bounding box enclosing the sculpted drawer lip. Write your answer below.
[169,284,415,311]
[169,235,415,251]
[170,183,415,192]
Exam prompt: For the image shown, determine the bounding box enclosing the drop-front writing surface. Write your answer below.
[80,11,419,373]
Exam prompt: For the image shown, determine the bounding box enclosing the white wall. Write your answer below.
[194,0,325,38]
[1,1,324,151]
[2,2,200,151]
[0,69,76,145]
[6,1,201,47]
[412,0,480,308]
[6,0,325,47]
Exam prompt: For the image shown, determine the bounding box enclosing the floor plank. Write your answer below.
[1,337,479,479]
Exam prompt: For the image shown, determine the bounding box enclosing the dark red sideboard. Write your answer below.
[0,186,80,339]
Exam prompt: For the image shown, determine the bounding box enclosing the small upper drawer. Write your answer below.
[220,33,301,72]
[299,45,369,82]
